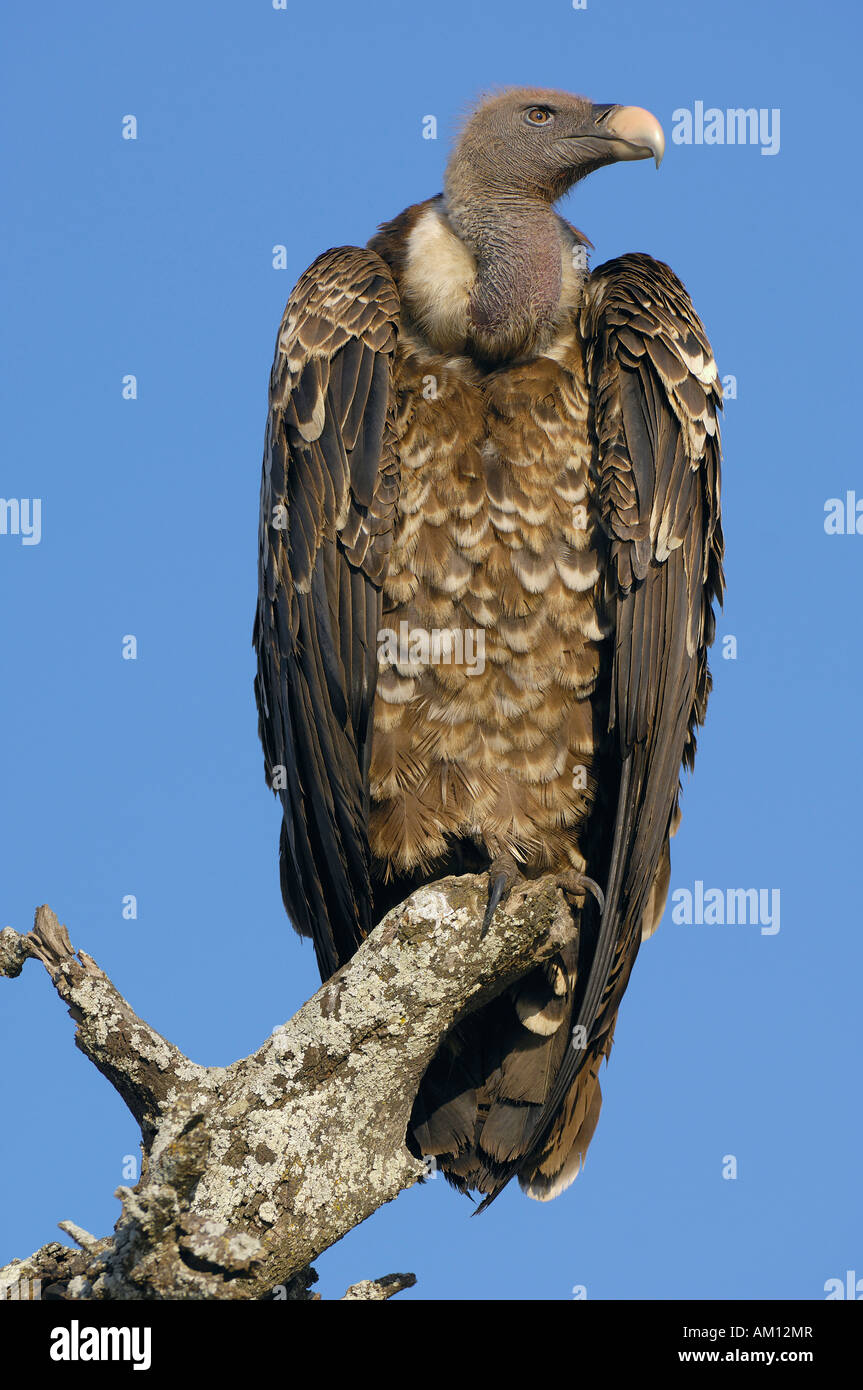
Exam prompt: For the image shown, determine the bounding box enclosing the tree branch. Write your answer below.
[1,874,576,1300]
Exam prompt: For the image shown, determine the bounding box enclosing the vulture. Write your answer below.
[254,88,724,1204]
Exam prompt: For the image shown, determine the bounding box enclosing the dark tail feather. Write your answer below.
[409,944,611,1202]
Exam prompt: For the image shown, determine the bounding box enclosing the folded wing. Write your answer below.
[514,252,725,1197]
[253,247,401,978]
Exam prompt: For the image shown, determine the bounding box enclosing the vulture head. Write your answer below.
[440,88,665,358]
[445,87,665,207]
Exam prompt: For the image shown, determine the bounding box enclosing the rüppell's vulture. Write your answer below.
[254,89,724,1204]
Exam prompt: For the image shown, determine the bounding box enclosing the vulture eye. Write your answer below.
[524,107,554,127]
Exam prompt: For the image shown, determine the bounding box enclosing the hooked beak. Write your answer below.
[569,103,665,168]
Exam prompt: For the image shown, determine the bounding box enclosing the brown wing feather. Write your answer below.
[253,247,400,978]
[507,252,724,1200]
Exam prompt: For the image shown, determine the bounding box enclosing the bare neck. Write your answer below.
[443,179,563,356]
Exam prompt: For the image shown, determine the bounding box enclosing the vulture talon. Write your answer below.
[482,874,510,935]
[560,870,606,915]
[482,855,522,935]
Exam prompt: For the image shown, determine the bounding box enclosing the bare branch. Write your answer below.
[2,906,206,1136]
[0,926,33,979]
[57,1223,101,1252]
[2,873,576,1299]
[342,1272,417,1300]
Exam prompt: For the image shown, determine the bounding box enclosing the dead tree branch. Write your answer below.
[0,875,576,1300]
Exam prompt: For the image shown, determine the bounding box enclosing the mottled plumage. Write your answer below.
[254,89,723,1203]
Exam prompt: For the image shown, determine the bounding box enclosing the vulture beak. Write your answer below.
[572,103,666,168]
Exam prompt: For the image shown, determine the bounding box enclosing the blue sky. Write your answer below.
[1,0,860,1300]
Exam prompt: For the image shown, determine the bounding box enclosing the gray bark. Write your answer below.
[0,875,576,1300]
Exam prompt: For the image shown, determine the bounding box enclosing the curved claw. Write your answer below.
[561,871,605,915]
[482,872,511,935]
[482,855,522,935]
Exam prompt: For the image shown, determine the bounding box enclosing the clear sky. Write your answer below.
[1,0,860,1301]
